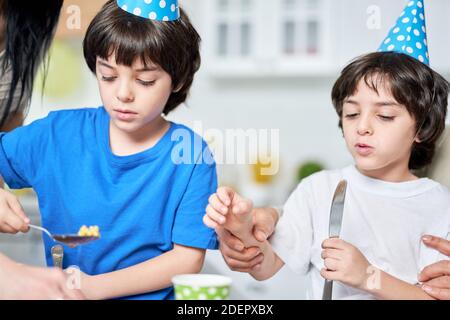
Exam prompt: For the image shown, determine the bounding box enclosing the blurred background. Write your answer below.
[1,0,449,299]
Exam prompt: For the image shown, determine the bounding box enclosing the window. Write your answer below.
[215,0,255,58]
[205,0,332,76]
[280,0,324,57]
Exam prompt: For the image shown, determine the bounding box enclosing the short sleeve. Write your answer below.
[270,179,314,275]
[0,115,53,189]
[172,146,218,250]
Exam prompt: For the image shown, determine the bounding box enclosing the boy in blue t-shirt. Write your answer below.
[0,0,217,300]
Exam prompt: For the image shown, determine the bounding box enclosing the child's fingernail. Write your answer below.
[24,218,30,223]
[256,230,267,240]
[422,285,433,293]
[235,244,244,251]
[422,235,431,242]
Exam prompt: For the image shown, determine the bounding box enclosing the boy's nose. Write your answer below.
[357,117,373,135]
[116,82,134,103]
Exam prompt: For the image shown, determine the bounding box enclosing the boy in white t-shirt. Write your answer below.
[204,0,450,300]
[203,50,450,299]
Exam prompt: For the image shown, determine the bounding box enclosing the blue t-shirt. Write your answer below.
[0,107,218,300]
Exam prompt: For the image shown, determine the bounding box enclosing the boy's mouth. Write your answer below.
[355,143,374,156]
[113,108,138,121]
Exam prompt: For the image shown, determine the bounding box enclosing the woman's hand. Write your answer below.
[418,235,450,300]
[0,188,30,234]
[215,227,265,272]
[0,254,85,300]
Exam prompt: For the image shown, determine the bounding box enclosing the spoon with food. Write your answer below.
[28,224,100,248]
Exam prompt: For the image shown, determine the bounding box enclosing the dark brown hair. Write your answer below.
[83,0,201,115]
[1,0,63,129]
[331,52,449,170]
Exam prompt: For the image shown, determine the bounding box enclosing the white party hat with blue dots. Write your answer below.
[117,0,180,21]
[378,0,429,65]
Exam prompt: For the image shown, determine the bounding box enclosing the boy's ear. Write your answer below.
[414,132,422,143]
[173,83,183,93]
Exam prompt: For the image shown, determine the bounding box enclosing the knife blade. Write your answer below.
[322,179,347,300]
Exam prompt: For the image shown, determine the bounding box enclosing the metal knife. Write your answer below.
[51,244,64,269]
[322,179,347,300]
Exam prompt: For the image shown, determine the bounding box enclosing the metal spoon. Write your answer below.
[28,224,99,248]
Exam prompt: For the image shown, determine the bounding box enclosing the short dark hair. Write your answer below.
[83,0,201,115]
[331,52,449,170]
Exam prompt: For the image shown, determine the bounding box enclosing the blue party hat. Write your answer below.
[117,0,180,21]
[378,0,429,65]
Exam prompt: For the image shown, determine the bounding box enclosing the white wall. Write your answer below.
[27,1,450,202]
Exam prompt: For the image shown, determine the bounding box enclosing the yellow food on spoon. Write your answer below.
[77,225,100,237]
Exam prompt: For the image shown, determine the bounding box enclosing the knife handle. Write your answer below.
[51,245,64,269]
[322,279,333,300]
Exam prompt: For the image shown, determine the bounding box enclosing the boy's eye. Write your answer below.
[379,115,395,121]
[101,75,116,82]
[138,80,156,86]
[345,113,359,119]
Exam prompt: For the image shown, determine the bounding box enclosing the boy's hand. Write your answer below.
[320,238,371,290]
[203,186,254,240]
[0,188,30,234]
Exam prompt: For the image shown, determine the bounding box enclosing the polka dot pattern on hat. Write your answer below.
[378,0,429,65]
[116,0,179,21]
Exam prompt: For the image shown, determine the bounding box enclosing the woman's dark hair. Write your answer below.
[0,0,63,128]
[83,0,201,115]
[331,51,449,170]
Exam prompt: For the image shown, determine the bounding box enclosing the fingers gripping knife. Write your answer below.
[322,180,347,300]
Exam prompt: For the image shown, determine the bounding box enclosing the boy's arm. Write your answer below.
[248,240,285,281]
[363,270,434,300]
[321,238,435,300]
[204,187,279,248]
[217,208,285,280]
[204,187,290,279]
[80,244,205,300]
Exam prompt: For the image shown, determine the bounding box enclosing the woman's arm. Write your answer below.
[0,252,84,299]
[80,244,205,300]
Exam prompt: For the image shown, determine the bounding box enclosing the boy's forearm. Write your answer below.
[249,240,284,281]
[363,269,434,300]
[233,207,279,249]
[82,246,205,300]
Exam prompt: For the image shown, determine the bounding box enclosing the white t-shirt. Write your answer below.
[271,165,450,300]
